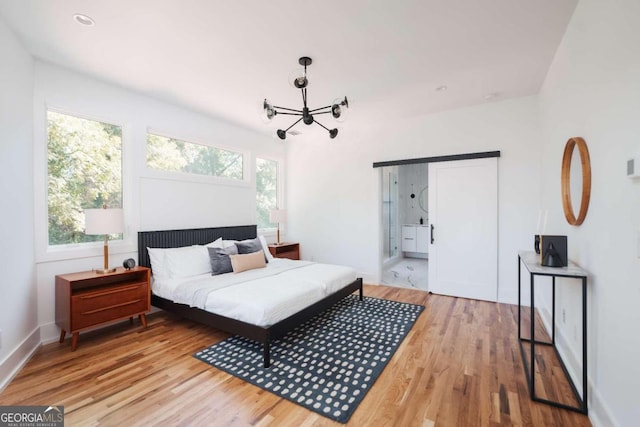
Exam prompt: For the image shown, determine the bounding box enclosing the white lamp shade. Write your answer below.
[269,209,287,224]
[84,208,124,235]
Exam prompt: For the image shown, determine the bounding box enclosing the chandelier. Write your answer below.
[262,57,349,140]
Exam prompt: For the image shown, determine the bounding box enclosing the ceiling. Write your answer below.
[0,0,578,138]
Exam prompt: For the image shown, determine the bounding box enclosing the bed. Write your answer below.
[138,225,363,367]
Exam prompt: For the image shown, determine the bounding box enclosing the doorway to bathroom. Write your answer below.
[376,151,499,299]
[380,164,429,291]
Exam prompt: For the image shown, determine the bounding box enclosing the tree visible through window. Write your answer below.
[47,111,122,245]
[256,158,278,229]
[146,133,243,180]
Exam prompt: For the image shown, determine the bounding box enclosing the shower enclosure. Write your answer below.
[381,166,398,262]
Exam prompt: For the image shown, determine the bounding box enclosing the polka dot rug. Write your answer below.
[193,295,424,423]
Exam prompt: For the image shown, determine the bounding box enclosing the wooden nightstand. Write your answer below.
[55,266,151,351]
[268,242,300,260]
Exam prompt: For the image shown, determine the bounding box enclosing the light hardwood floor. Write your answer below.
[0,285,591,426]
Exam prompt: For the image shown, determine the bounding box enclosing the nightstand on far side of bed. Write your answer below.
[55,266,151,351]
[268,242,300,260]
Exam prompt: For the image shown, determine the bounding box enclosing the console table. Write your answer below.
[517,251,588,414]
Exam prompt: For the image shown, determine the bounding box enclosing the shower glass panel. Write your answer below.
[382,166,398,261]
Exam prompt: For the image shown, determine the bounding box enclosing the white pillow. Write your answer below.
[258,235,275,262]
[147,247,170,278]
[165,245,211,278]
[206,237,224,248]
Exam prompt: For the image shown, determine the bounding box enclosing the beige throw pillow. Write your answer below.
[230,250,266,273]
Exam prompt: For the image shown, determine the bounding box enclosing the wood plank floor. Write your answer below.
[0,285,591,426]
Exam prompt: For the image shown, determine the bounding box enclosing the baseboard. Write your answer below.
[537,307,618,427]
[359,271,377,285]
[537,307,582,389]
[39,322,61,345]
[0,327,41,392]
[498,287,517,305]
[588,382,619,427]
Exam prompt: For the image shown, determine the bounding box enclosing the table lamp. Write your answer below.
[84,205,124,274]
[269,209,287,245]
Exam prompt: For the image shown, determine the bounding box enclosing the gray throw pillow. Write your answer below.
[208,245,238,275]
[235,238,268,263]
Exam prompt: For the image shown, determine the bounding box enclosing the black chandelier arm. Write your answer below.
[311,110,332,115]
[301,87,308,108]
[284,117,303,132]
[273,105,303,113]
[308,105,333,113]
[274,111,303,116]
[314,120,332,132]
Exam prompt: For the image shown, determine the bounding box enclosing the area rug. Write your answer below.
[193,295,424,423]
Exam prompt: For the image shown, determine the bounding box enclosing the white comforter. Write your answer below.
[152,259,358,327]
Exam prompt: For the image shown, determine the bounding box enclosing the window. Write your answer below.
[146,133,243,180]
[47,111,122,246]
[256,157,278,229]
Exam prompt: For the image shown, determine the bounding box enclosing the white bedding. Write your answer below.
[152,258,358,327]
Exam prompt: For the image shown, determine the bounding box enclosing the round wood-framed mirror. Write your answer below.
[561,137,591,225]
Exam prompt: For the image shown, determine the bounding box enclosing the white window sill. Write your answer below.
[36,240,137,264]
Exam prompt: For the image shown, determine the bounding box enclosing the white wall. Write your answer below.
[0,17,38,387]
[31,62,285,343]
[287,95,541,303]
[538,0,640,425]
[398,163,428,227]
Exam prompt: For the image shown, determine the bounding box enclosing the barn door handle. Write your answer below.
[430,224,435,244]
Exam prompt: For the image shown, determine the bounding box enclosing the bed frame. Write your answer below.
[138,225,363,368]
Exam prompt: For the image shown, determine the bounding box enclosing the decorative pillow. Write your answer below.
[235,237,268,263]
[208,245,238,275]
[221,239,239,249]
[230,250,266,273]
[258,235,275,262]
[165,245,211,278]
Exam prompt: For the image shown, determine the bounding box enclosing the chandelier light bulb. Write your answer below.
[295,76,307,88]
[263,99,276,120]
[332,97,349,122]
[288,68,309,89]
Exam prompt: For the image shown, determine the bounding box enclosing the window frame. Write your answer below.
[35,106,134,263]
[144,129,250,187]
[255,154,284,234]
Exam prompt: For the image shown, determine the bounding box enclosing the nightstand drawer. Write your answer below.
[71,282,148,330]
[268,242,300,260]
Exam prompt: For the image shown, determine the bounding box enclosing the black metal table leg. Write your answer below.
[582,277,588,412]
[530,271,536,398]
[552,276,556,345]
[517,251,588,415]
[518,255,522,340]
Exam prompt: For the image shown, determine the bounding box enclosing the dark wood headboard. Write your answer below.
[137,225,257,270]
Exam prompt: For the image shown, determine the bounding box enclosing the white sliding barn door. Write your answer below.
[428,157,498,301]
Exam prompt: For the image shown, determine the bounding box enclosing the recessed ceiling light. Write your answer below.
[73,14,95,26]
[435,85,448,92]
